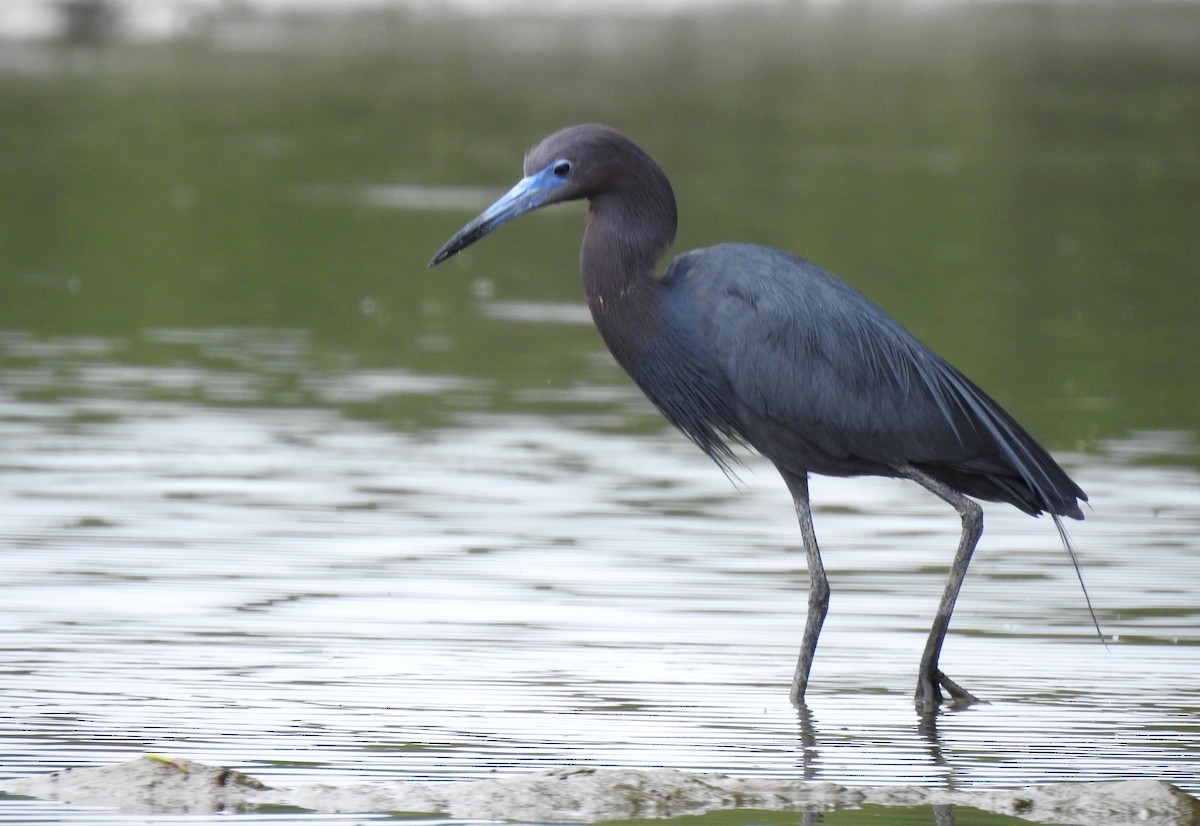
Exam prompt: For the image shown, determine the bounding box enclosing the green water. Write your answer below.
[2,10,1199,822]
[1,2,1197,453]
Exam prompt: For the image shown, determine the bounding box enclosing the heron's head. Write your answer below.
[429,124,671,266]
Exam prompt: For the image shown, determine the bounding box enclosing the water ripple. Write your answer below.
[0,392,1197,820]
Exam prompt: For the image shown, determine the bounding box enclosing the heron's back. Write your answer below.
[657,243,1086,520]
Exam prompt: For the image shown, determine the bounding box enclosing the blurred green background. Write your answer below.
[1,1,1197,458]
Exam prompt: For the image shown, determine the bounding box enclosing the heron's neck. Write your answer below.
[581,186,676,301]
[579,204,672,375]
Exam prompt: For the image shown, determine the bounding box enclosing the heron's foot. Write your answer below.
[915,669,981,709]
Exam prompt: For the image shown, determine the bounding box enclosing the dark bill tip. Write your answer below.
[426,162,566,270]
[428,219,494,268]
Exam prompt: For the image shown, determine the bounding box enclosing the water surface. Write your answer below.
[1,3,1198,822]
[1,340,1197,814]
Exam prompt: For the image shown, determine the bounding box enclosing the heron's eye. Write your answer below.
[553,160,572,177]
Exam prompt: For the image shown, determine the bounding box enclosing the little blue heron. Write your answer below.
[430,124,1088,708]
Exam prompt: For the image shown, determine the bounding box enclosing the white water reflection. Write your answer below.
[0,0,768,42]
[0,359,1197,822]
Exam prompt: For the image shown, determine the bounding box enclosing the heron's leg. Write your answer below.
[893,464,983,708]
[782,472,829,707]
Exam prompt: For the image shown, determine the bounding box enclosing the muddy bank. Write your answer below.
[2,756,1197,825]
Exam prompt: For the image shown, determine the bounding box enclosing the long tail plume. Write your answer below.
[1051,512,1107,648]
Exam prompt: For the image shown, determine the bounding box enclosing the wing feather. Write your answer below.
[663,243,1085,518]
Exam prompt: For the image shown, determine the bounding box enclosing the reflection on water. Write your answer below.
[1,332,1197,824]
